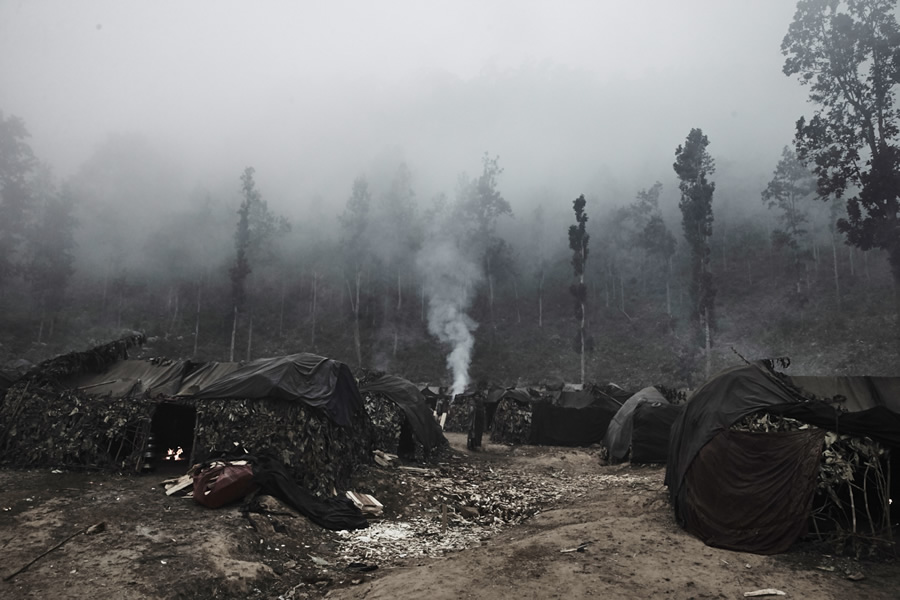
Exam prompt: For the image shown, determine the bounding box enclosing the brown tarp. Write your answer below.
[681,429,825,554]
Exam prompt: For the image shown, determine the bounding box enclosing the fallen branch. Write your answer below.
[2,522,104,581]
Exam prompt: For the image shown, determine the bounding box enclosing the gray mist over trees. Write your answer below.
[1,1,899,386]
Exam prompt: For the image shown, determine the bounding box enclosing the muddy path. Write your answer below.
[1,433,897,599]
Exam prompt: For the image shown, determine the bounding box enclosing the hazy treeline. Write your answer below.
[0,107,894,388]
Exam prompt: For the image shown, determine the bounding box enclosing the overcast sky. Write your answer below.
[0,0,809,215]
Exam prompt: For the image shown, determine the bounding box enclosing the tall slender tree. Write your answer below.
[762,146,817,295]
[0,111,36,285]
[340,176,372,368]
[783,0,900,352]
[674,128,716,378]
[568,194,590,386]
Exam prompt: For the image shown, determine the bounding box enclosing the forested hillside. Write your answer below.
[0,112,895,390]
[2,1,900,390]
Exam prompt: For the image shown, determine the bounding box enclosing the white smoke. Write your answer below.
[416,236,481,396]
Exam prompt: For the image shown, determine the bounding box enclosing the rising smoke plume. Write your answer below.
[416,236,482,396]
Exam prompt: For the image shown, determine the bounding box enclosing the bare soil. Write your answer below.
[1,433,897,599]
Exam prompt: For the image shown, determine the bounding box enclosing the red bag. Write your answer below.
[193,462,258,508]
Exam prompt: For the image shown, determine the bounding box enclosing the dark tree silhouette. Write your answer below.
[568,194,590,386]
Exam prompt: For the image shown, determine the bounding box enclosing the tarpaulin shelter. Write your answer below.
[630,401,683,464]
[666,361,900,554]
[359,374,448,461]
[603,386,669,463]
[0,336,371,498]
[490,386,622,447]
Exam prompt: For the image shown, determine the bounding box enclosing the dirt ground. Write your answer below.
[1,433,897,599]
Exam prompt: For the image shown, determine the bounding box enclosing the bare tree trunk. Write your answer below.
[832,231,842,309]
[37,311,45,345]
[513,278,521,324]
[311,271,318,349]
[666,257,672,317]
[193,276,202,358]
[864,250,870,282]
[488,274,495,330]
[849,245,856,277]
[48,315,54,340]
[397,270,402,311]
[347,271,362,368]
[169,287,180,338]
[229,305,238,362]
[246,315,253,361]
[704,308,711,381]
[619,275,625,313]
[538,268,544,327]
[393,330,399,358]
[278,277,286,338]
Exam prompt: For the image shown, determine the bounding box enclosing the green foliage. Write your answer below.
[23,176,77,317]
[762,146,817,252]
[783,0,900,273]
[674,128,716,327]
[568,194,589,356]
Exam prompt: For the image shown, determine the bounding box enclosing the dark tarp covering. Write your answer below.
[666,361,900,554]
[62,360,189,398]
[681,429,824,554]
[603,386,668,463]
[359,374,447,456]
[188,354,361,427]
[530,394,620,447]
[631,402,684,464]
[237,455,368,530]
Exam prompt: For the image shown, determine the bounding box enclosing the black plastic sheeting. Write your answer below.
[681,429,824,554]
[530,396,620,447]
[189,354,362,427]
[241,455,369,531]
[603,387,668,463]
[666,361,900,554]
[359,374,447,457]
[631,402,684,464]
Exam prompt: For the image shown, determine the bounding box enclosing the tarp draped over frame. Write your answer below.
[58,353,362,427]
[359,374,447,455]
[188,354,361,427]
[604,386,668,463]
[631,402,684,464]
[666,361,900,554]
[681,429,825,554]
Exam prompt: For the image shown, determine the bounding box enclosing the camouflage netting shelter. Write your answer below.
[0,336,371,498]
[359,373,448,462]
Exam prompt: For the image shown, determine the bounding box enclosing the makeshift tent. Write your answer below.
[490,386,622,447]
[603,386,668,463]
[490,389,538,445]
[0,337,371,498]
[630,401,683,464]
[531,387,621,446]
[359,374,448,461]
[666,361,900,554]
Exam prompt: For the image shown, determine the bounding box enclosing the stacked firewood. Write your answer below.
[731,411,891,550]
[0,382,155,470]
[196,398,372,499]
[489,396,533,444]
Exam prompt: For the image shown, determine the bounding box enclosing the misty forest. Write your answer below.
[1,0,900,392]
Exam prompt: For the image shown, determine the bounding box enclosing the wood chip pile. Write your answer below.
[335,459,657,565]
